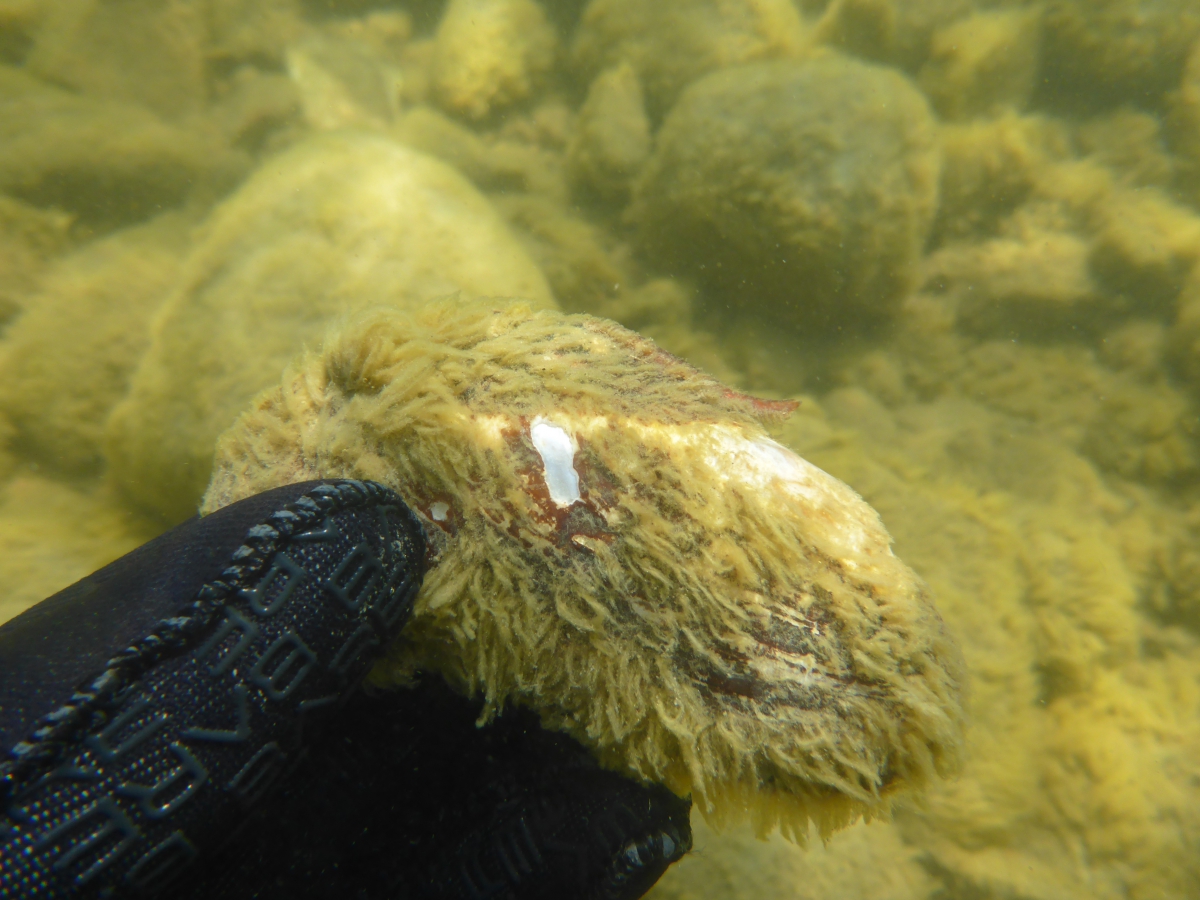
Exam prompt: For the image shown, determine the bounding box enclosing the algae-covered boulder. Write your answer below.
[1088,185,1200,309]
[25,0,307,121]
[630,55,939,331]
[945,337,1200,484]
[1041,0,1200,108]
[1076,109,1175,189]
[106,132,554,523]
[207,0,307,68]
[0,0,43,57]
[286,31,401,131]
[922,227,1105,339]
[0,476,152,627]
[0,195,70,328]
[1171,42,1200,192]
[566,62,651,202]
[933,114,1070,244]
[0,65,237,229]
[204,299,966,839]
[26,0,208,119]
[814,0,973,73]
[650,817,933,900]
[431,0,557,120]
[392,104,566,198]
[1168,262,1200,391]
[917,9,1041,121]
[571,0,807,120]
[0,213,188,474]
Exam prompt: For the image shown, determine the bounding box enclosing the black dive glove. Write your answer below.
[0,480,690,899]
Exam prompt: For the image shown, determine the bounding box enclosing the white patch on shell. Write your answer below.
[465,411,893,569]
[430,501,449,521]
[530,418,581,508]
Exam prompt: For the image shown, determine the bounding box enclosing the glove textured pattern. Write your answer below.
[0,480,425,898]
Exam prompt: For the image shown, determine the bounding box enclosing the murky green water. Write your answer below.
[2,1,1199,897]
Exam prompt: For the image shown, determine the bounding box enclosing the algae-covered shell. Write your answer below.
[203,300,966,838]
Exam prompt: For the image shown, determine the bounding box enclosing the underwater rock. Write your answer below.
[917,9,1041,121]
[1040,0,1200,109]
[1167,263,1200,389]
[630,55,939,332]
[1154,500,1200,631]
[814,0,972,73]
[1080,368,1199,483]
[0,64,243,229]
[1088,185,1200,311]
[286,31,402,131]
[843,285,1200,485]
[203,300,966,838]
[650,817,932,900]
[392,104,492,177]
[566,61,651,202]
[1046,664,1200,900]
[280,11,415,131]
[597,277,693,334]
[431,0,557,120]
[1170,42,1200,197]
[0,194,70,328]
[207,66,302,154]
[392,104,567,197]
[0,65,237,229]
[933,114,1070,244]
[922,228,1104,339]
[493,192,632,314]
[0,475,150,626]
[571,0,807,121]
[490,198,738,386]
[953,339,1200,484]
[106,132,554,524]
[208,0,307,70]
[26,0,207,119]
[487,97,576,194]
[1098,319,1169,380]
[328,8,414,60]
[0,213,187,475]
[0,0,42,64]
[1076,109,1175,189]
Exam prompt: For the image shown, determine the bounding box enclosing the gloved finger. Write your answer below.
[174,676,692,900]
[0,480,426,899]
